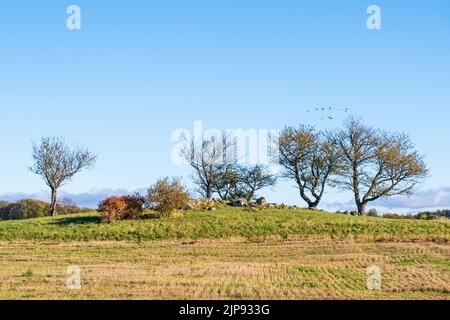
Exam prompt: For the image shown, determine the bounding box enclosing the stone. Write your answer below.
[183,198,215,211]
[256,197,267,206]
[231,198,248,207]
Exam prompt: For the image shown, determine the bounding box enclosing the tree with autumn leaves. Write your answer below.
[277,118,428,215]
[332,118,428,215]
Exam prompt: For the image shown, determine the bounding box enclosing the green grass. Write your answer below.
[1,239,449,299]
[0,206,448,300]
[0,205,449,242]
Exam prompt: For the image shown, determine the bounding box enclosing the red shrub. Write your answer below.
[98,194,145,223]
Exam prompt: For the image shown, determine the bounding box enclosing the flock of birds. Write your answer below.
[305,106,351,121]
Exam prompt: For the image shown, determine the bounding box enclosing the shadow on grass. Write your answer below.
[140,213,161,220]
[50,215,101,226]
[50,213,160,226]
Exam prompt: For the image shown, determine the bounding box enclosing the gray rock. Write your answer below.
[256,197,267,206]
[231,199,248,207]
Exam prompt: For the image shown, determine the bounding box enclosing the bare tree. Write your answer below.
[333,118,428,215]
[277,126,340,209]
[181,133,235,199]
[30,137,97,216]
[59,197,76,208]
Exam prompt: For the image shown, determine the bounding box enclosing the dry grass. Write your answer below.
[0,239,448,300]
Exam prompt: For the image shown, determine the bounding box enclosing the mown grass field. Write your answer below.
[0,207,449,300]
[0,239,449,300]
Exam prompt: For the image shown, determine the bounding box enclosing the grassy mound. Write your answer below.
[0,206,448,242]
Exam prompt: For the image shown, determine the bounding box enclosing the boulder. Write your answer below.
[231,199,248,207]
[256,197,267,206]
[182,198,215,211]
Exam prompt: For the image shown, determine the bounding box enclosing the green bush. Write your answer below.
[367,209,378,217]
[382,213,415,220]
[0,199,50,220]
[147,177,190,217]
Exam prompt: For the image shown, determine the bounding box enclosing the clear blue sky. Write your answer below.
[1,1,449,211]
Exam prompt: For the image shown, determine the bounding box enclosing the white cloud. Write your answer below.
[377,187,450,209]
[0,188,146,208]
[323,187,450,213]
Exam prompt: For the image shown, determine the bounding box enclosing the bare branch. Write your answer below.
[30,136,97,216]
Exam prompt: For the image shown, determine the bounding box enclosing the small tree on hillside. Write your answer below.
[213,165,240,200]
[30,136,97,216]
[181,133,235,199]
[333,117,428,215]
[277,125,340,209]
[213,164,276,201]
[236,165,277,201]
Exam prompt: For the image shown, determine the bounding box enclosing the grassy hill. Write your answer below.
[1,206,449,300]
[0,205,449,242]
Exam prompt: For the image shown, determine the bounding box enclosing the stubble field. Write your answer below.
[0,238,448,300]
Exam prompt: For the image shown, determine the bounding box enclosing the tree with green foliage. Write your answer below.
[214,164,277,201]
[235,165,277,201]
[277,125,340,210]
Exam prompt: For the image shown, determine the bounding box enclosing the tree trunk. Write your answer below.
[247,190,255,202]
[309,196,322,210]
[206,185,213,199]
[299,188,313,210]
[299,188,320,210]
[357,202,366,216]
[50,188,58,216]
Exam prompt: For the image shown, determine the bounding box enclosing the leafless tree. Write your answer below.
[277,125,340,209]
[333,117,428,215]
[30,137,97,216]
[58,197,76,208]
[181,133,235,199]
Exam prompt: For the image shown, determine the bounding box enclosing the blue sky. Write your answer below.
[1,1,449,212]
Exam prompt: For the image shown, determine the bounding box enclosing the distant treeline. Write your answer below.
[0,199,90,221]
[335,209,450,221]
[384,210,450,221]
